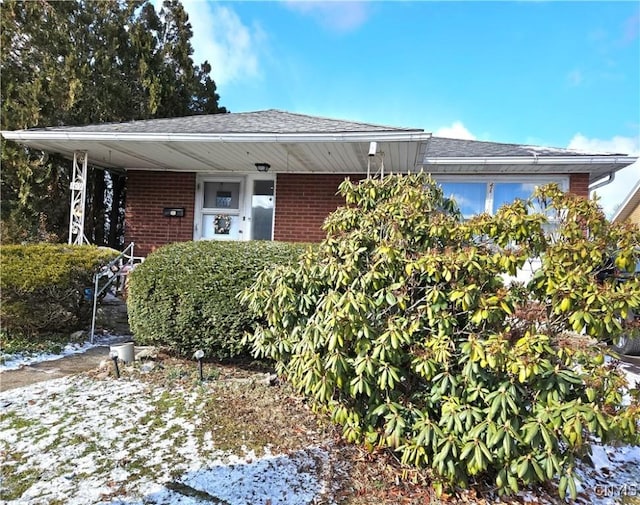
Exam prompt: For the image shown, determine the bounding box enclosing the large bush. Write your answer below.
[241,173,640,498]
[1,243,119,337]
[126,240,311,359]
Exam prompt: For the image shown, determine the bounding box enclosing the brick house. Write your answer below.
[3,110,637,256]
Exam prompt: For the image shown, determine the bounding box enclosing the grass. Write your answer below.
[0,452,41,501]
[100,359,445,504]
[2,354,636,505]
[200,380,329,456]
[1,411,38,430]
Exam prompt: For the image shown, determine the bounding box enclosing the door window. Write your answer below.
[251,180,274,240]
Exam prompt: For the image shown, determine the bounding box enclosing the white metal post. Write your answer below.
[68,151,89,245]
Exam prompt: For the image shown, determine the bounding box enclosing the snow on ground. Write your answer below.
[0,333,130,372]
[1,345,639,504]
[0,376,335,505]
[575,444,640,504]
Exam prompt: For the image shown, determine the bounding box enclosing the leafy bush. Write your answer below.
[241,172,640,498]
[126,240,311,359]
[0,243,119,337]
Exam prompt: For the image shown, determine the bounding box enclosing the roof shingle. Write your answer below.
[17,109,631,158]
[32,109,422,135]
[425,137,626,158]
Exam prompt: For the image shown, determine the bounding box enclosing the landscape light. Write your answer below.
[109,350,120,378]
[194,349,205,381]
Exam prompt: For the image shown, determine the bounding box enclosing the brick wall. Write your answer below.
[274,173,364,242]
[125,171,195,256]
[569,173,590,198]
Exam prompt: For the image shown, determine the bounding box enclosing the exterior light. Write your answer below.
[109,350,120,378]
[255,162,270,173]
[194,349,205,381]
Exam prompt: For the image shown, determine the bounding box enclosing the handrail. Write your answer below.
[90,242,142,343]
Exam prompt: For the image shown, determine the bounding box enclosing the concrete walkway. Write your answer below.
[0,346,113,392]
[0,296,133,392]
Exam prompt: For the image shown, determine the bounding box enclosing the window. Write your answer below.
[251,180,274,240]
[437,177,568,218]
[440,182,487,218]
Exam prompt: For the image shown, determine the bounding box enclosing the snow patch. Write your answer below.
[0,376,335,505]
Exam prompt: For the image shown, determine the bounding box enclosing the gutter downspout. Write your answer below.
[589,172,616,192]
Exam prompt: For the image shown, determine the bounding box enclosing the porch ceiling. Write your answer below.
[6,136,430,174]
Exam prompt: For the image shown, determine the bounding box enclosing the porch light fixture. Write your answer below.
[255,162,270,173]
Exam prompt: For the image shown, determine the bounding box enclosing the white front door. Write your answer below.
[194,175,276,241]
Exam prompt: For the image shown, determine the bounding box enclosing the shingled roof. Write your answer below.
[30,109,421,135]
[3,109,635,180]
[425,136,627,158]
[24,109,628,159]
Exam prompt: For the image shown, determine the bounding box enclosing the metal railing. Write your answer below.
[89,243,142,343]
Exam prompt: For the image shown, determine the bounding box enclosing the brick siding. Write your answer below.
[569,173,590,198]
[125,171,195,256]
[274,173,364,242]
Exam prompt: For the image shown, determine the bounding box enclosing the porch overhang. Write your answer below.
[0,130,433,174]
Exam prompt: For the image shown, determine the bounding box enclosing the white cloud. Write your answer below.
[283,1,370,33]
[434,121,477,140]
[182,1,263,88]
[568,133,640,218]
[568,133,639,155]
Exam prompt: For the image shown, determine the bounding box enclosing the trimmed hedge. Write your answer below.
[1,243,119,337]
[126,240,312,359]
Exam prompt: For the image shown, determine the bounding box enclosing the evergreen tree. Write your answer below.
[1,0,227,246]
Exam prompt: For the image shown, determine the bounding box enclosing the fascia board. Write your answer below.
[423,156,638,165]
[1,130,432,143]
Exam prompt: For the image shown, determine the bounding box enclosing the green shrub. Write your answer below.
[126,240,312,359]
[241,172,640,498]
[0,243,119,337]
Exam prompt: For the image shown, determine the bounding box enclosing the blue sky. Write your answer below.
[181,0,639,216]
